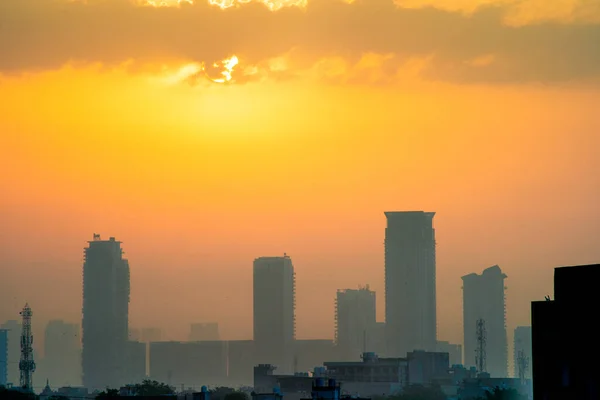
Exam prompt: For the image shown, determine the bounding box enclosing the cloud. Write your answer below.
[0,0,599,84]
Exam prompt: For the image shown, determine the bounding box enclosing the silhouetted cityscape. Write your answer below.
[2,211,599,400]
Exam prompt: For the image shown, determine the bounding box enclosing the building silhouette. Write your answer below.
[189,323,220,341]
[384,211,437,356]
[43,320,81,387]
[82,235,130,390]
[0,320,20,386]
[0,329,7,386]
[253,255,295,373]
[462,265,508,377]
[513,326,532,379]
[532,264,600,400]
[335,286,376,359]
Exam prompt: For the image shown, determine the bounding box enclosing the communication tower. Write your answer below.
[19,303,36,391]
[475,318,487,374]
[516,350,529,383]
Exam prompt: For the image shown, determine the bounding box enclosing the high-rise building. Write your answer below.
[82,235,130,390]
[43,320,81,387]
[462,265,508,377]
[0,320,20,386]
[253,255,295,373]
[335,286,377,359]
[513,326,532,379]
[384,211,437,356]
[0,329,7,386]
[189,323,220,341]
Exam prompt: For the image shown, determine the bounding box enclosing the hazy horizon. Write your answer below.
[2,0,600,373]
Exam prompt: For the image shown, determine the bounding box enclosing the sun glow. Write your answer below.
[141,0,306,10]
[202,56,239,83]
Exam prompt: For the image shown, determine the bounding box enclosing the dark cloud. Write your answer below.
[0,0,599,83]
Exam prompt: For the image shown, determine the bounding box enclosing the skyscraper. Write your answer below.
[462,265,508,377]
[82,235,130,390]
[44,320,81,386]
[253,254,295,373]
[384,211,437,356]
[0,320,20,386]
[335,286,376,359]
[0,329,7,386]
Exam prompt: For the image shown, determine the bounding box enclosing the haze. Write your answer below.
[1,0,600,360]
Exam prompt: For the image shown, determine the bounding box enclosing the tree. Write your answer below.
[95,388,120,398]
[132,379,175,396]
[481,387,527,400]
[390,384,446,400]
[224,391,250,400]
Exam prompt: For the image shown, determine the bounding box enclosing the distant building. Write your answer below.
[253,255,295,373]
[189,323,220,341]
[513,326,532,379]
[436,340,462,366]
[227,340,256,386]
[335,287,376,360]
[462,265,508,377]
[324,352,408,396]
[384,211,437,356]
[128,328,141,342]
[43,320,80,387]
[149,341,228,388]
[0,320,20,386]
[82,235,130,390]
[0,329,7,386]
[124,341,147,384]
[292,340,338,375]
[406,350,449,386]
[532,264,600,400]
[140,328,162,343]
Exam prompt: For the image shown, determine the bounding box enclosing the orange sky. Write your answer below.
[1,0,600,369]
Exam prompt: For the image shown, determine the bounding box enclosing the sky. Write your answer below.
[1,0,600,363]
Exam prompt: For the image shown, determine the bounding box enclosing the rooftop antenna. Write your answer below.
[19,304,36,391]
[475,318,487,375]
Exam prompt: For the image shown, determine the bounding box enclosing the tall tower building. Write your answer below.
[462,265,508,377]
[384,211,437,356]
[253,255,295,373]
[0,320,20,386]
[335,286,377,359]
[44,320,81,386]
[0,329,7,387]
[82,235,130,390]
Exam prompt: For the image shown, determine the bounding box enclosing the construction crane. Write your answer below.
[19,303,36,391]
[475,318,487,375]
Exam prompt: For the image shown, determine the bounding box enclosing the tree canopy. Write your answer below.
[389,384,446,400]
[132,379,176,396]
[480,387,528,400]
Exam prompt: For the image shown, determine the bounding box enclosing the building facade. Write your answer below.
[0,329,7,386]
[384,211,437,356]
[253,255,296,373]
[513,326,532,379]
[42,320,81,387]
[462,265,508,378]
[436,340,463,367]
[335,286,376,360]
[0,320,20,386]
[82,235,130,390]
